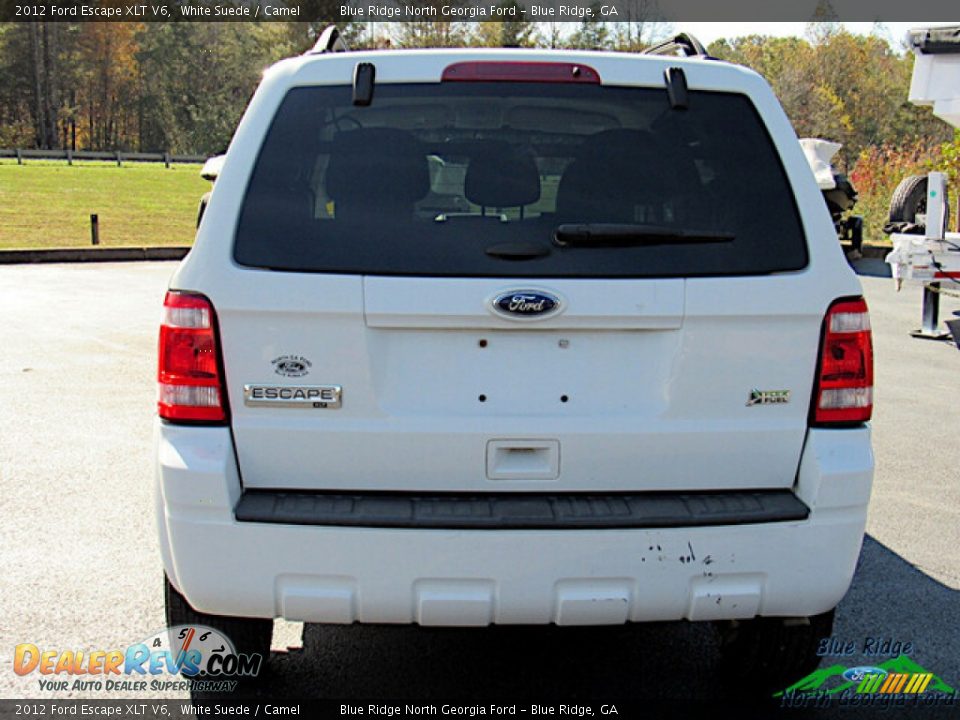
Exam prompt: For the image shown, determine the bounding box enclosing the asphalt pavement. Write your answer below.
[0,262,957,712]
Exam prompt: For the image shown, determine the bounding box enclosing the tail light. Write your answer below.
[158,291,227,423]
[812,297,873,425]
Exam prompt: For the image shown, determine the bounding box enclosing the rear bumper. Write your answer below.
[234,488,810,529]
[155,422,873,626]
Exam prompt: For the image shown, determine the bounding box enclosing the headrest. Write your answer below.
[464,141,541,208]
[556,130,660,222]
[326,128,429,205]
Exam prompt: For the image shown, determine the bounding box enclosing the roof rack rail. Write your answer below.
[306,25,349,55]
[642,33,709,58]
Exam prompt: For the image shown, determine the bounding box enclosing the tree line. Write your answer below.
[0,17,954,163]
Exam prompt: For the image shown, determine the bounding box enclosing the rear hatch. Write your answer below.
[217,61,821,493]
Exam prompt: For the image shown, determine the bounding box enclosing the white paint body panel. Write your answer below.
[157,423,873,623]
[160,48,872,622]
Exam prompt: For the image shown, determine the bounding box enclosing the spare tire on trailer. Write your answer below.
[889,175,928,224]
[888,175,951,234]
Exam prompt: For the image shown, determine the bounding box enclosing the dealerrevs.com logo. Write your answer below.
[13,625,262,694]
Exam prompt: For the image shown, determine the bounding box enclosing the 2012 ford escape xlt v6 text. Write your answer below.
[155,31,874,691]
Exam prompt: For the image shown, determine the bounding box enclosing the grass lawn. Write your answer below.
[0,159,209,249]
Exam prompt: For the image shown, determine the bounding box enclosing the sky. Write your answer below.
[676,22,955,49]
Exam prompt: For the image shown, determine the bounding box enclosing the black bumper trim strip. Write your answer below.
[234,489,809,530]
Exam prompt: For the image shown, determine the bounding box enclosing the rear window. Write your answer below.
[234,82,807,277]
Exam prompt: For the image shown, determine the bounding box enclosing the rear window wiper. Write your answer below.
[554,223,735,247]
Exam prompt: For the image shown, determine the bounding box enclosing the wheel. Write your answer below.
[889,175,927,224]
[889,175,950,234]
[164,574,272,661]
[716,609,835,694]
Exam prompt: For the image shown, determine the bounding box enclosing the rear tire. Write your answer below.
[716,609,834,694]
[889,175,950,234]
[889,175,928,225]
[164,574,272,663]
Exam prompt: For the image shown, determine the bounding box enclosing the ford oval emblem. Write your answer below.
[491,290,562,319]
[277,360,306,375]
[842,666,888,683]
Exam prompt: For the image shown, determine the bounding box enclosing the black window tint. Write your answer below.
[234,83,807,277]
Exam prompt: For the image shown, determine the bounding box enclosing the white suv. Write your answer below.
[155,35,874,691]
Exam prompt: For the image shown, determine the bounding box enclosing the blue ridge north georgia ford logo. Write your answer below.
[491,290,562,319]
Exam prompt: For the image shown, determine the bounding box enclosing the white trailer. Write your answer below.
[885,26,960,340]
